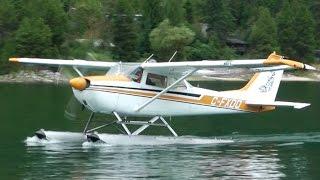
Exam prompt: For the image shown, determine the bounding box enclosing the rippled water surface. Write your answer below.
[0,82,319,179]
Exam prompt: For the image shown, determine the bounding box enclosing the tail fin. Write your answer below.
[241,70,283,102]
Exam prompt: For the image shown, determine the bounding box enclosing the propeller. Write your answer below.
[61,52,111,121]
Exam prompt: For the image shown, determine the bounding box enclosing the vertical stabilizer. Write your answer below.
[239,52,286,102]
[241,70,283,102]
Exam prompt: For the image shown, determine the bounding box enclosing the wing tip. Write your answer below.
[9,57,19,62]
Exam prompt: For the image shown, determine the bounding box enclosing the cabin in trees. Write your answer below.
[226,38,248,55]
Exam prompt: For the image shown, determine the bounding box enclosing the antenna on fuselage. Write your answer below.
[143,54,154,63]
[117,61,122,75]
[168,51,177,62]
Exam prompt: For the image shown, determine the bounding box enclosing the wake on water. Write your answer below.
[24,130,233,147]
[25,130,320,148]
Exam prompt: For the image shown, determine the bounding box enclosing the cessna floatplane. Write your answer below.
[9,52,316,143]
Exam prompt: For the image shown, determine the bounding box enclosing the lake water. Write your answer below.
[0,81,319,179]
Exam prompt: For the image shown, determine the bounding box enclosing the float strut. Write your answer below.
[83,112,94,134]
[113,112,131,135]
[160,116,178,137]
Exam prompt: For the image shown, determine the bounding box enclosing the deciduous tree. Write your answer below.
[150,19,195,60]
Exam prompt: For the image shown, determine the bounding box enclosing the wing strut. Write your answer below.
[135,68,198,112]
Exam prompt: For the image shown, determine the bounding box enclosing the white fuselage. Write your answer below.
[72,80,245,117]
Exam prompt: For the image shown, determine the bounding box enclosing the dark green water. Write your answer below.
[0,82,319,179]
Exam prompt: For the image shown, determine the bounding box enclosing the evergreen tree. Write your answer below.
[248,7,279,58]
[204,0,234,40]
[310,0,320,48]
[277,0,316,61]
[22,0,68,47]
[184,0,194,24]
[142,0,163,29]
[15,18,54,57]
[71,0,104,39]
[112,0,139,61]
[149,19,195,60]
[0,0,18,39]
[140,0,163,53]
[164,0,185,25]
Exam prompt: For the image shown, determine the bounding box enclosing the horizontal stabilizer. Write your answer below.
[246,100,310,109]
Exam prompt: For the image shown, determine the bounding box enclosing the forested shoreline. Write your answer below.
[0,0,319,74]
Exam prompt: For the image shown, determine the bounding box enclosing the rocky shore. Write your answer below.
[0,69,319,84]
[0,70,69,84]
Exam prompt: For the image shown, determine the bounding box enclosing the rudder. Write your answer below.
[241,70,284,102]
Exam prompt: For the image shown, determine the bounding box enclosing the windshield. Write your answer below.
[106,63,140,75]
[106,63,143,82]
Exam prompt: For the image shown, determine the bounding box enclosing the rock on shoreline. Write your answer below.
[0,70,69,84]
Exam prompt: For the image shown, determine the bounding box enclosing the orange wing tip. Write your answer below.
[9,58,19,62]
[264,52,306,69]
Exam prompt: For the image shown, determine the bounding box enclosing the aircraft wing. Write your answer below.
[9,58,117,69]
[141,53,315,76]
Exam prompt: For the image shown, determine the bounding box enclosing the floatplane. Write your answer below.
[9,52,316,144]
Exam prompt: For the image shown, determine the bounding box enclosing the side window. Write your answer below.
[130,67,143,83]
[146,73,167,88]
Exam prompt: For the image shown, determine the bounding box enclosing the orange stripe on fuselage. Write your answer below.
[87,86,274,113]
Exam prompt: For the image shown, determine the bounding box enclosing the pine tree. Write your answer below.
[204,0,234,40]
[0,0,18,39]
[184,0,194,24]
[142,0,163,30]
[140,0,163,53]
[310,0,320,48]
[277,0,316,61]
[112,0,139,61]
[71,0,104,39]
[22,0,68,47]
[15,18,54,57]
[164,0,185,25]
[248,7,279,58]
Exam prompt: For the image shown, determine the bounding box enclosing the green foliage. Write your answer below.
[0,0,19,74]
[141,0,163,29]
[0,0,18,38]
[15,18,55,57]
[150,19,195,60]
[21,0,68,47]
[248,7,279,58]
[112,0,139,61]
[63,41,113,61]
[0,0,319,74]
[204,0,234,40]
[277,0,316,61]
[70,0,104,39]
[164,0,185,25]
[310,1,320,48]
[140,0,164,53]
[184,0,194,24]
[186,37,236,60]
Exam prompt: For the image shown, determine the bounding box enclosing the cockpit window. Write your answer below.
[130,67,143,83]
[146,73,167,88]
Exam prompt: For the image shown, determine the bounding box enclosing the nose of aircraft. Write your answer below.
[69,77,89,90]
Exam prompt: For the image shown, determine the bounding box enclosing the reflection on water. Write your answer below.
[24,144,285,179]
[22,131,320,179]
